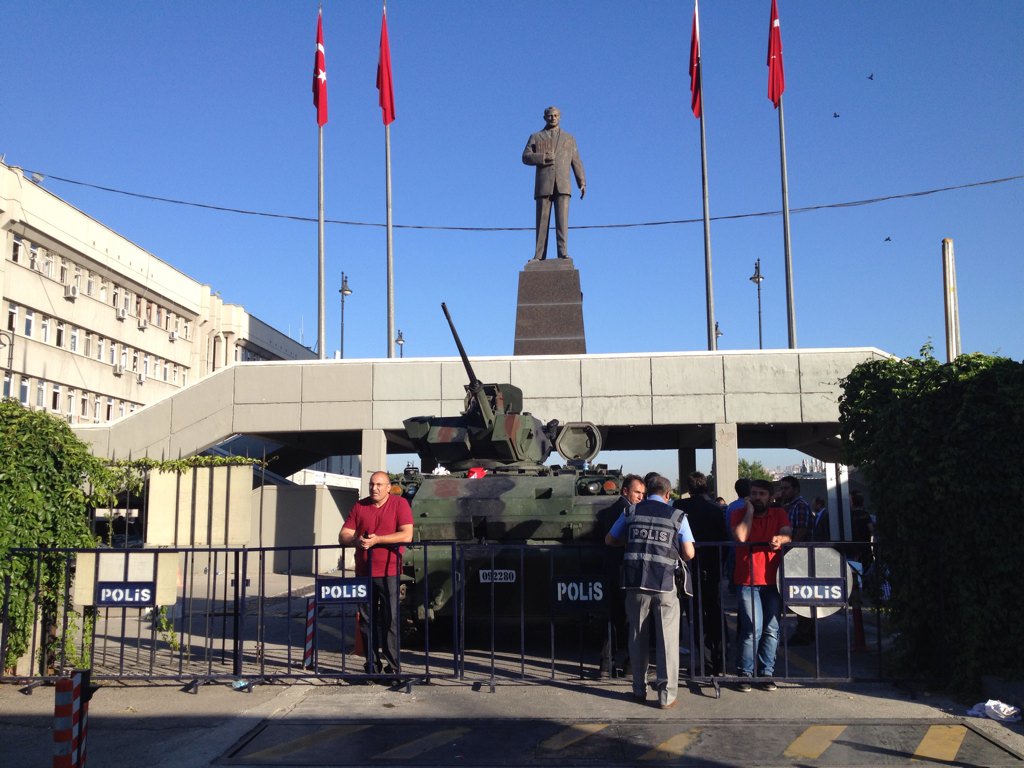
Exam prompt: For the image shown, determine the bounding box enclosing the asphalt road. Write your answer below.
[4,676,1022,767]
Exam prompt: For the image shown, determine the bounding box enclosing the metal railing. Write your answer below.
[1,540,886,692]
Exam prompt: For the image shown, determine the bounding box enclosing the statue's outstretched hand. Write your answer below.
[579,185,586,200]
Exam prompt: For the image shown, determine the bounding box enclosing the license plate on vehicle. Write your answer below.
[478,569,516,584]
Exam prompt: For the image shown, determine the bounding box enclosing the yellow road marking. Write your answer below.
[374,727,470,760]
[783,724,847,759]
[244,724,370,760]
[913,724,967,762]
[539,722,610,751]
[639,728,702,760]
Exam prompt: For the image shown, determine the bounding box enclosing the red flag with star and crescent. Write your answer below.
[312,10,328,126]
[767,0,785,107]
[689,0,702,118]
[377,10,396,125]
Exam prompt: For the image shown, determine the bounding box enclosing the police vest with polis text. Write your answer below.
[621,500,684,592]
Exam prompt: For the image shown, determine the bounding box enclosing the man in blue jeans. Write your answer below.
[729,479,792,691]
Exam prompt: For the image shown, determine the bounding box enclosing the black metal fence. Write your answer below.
[0,541,887,692]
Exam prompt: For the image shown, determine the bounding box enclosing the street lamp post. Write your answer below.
[395,329,404,358]
[714,321,723,344]
[339,272,352,358]
[749,259,765,350]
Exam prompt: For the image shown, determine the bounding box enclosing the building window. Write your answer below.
[93,398,100,421]
[51,384,61,411]
[84,333,93,358]
[19,377,30,405]
[73,268,82,288]
[24,309,34,337]
[11,236,23,263]
[66,390,75,416]
[143,355,150,375]
[81,393,89,418]
[3,373,11,398]
[112,286,120,308]
[181,371,187,387]
[59,259,68,284]
[135,297,142,317]
[55,322,65,348]
[121,348,128,368]
[110,343,117,365]
[106,398,113,421]
[36,380,45,407]
[86,272,95,296]
[41,316,50,343]
[99,283,107,303]
[155,306,163,327]
[183,321,190,340]
[119,401,125,418]
[131,350,139,372]
[7,303,17,332]
[172,365,178,384]
[163,362,169,381]
[28,246,38,271]
[40,253,52,278]
[96,337,104,361]
[70,327,79,353]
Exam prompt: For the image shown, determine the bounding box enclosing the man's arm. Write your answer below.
[789,499,813,542]
[732,499,754,542]
[571,140,586,197]
[522,136,552,167]
[360,523,413,549]
[338,526,357,546]
[604,511,627,546]
[770,525,793,551]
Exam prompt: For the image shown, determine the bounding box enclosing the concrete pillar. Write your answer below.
[712,422,738,501]
[676,437,696,493]
[360,429,388,497]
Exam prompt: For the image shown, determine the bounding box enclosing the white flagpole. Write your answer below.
[777,95,796,348]
[385,122,394,358]
[318,126,326,359]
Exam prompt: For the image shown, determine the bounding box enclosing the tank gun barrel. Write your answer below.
[441,302,494,424]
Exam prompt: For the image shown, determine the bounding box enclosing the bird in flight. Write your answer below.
[833,112,840,118]
[868,73,875,80]
[884,236,892,242]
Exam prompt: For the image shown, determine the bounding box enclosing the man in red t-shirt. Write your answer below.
[730,478,792,691]
[339,471,414,675]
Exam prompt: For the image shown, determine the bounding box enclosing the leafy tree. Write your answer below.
[840,347,1024,694]
[0,400,114,671]
[738,458,773,481]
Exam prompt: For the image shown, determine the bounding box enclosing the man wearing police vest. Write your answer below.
[605,475,696,709]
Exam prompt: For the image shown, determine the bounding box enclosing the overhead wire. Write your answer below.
[22,169,1023,233]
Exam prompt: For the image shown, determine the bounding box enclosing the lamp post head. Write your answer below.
[340,273,352,297]
[749,259,764,285]
[395,330,404,347]
[714,321,723,340]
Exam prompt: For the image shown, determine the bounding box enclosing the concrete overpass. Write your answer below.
[74,347,890,495]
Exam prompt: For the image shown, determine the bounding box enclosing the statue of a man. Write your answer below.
[522,106,586,261]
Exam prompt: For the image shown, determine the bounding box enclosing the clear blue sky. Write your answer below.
[4,2,1022,477]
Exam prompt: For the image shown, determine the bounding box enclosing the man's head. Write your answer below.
[643,471,660,487]
[850,490,865,509]
[645,474,673,500]
[812,496,826,513]
[777,475,800,504]
[368,471,391,506]
[620,474,644,505]
[749,479,774,514]
[543,106,561,129]
[734,478,751,499]
[686,471,709,497]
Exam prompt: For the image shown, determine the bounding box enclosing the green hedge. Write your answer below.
[840,348,1024,694]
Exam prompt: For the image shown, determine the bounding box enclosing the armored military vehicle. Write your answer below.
[400,304,622,625]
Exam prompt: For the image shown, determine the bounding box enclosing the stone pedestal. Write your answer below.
[513,258,586,355]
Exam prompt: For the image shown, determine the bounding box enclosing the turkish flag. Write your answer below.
[377,11,396,125]
[312,10,328,126]
[689,0,702,118]
[767,0,785,107]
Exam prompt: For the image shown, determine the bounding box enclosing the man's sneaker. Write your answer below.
[760,678,778,691]
[737,679,752,692]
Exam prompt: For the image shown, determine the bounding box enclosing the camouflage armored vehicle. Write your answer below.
[400,304,622,625]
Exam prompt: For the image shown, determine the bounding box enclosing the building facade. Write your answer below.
[1,161,314,428]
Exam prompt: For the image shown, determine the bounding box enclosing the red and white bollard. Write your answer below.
[53,670,91,768]
[303,596,316,669]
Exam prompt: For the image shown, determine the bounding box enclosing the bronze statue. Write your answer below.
[522,106,586,260]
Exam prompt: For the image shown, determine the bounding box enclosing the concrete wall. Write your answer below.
[251,485,356,574]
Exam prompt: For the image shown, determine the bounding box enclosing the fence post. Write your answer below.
[53,670,93,767]
[303,597,316,669]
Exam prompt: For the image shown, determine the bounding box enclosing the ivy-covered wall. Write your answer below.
[839,349,1024,694]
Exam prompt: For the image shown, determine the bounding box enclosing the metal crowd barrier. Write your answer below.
[0,540,886,692]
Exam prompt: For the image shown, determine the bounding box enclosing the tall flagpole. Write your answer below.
[378,2,396,359]
[691,0,716,351]
[385,123,394,358]
[777,96,796,348]
[312,7,328,360]
[768,0,796,348]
